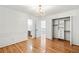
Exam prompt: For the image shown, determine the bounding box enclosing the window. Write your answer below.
[41,20,46,29]
[27,19,32,26]
[27,19,32,30]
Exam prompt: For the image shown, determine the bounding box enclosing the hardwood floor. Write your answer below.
[0,38,79,53]
[46,39,79,53]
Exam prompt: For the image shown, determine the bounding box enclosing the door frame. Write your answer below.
[52,16,72,45]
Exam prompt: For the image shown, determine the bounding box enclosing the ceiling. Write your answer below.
[1,5,79,16]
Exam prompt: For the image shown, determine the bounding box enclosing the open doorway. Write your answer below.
[27,19,33,38]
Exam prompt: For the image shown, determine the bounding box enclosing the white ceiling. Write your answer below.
[1,5,79,16]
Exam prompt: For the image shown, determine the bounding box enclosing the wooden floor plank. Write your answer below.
[0,38,79,53]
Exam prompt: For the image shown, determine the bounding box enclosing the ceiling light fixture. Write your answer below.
[38,5,44,16]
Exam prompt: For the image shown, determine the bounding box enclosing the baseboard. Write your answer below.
[46,38,53,40]
[72,43,79,46]
[0,37,28,48]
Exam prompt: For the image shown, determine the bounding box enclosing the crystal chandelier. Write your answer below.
[38,5,44,16]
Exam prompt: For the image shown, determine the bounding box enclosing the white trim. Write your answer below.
[0,37,28,48]
[70,16,73,45]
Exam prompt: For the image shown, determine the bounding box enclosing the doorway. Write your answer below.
[52,17,71,45]
[27,19,33,38]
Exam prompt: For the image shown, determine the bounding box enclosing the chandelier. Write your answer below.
[38,5,44,16]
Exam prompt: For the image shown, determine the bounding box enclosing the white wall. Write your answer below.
[46,9,79,45]
[0,6,36,47]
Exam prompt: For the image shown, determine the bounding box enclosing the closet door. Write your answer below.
[58,20,64,39]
